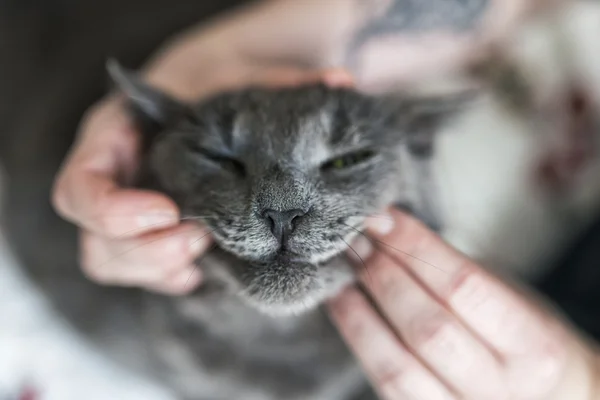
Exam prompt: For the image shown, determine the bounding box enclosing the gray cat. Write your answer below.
[0,2,478,398]
[62,62,466,400]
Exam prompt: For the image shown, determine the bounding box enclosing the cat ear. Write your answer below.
[402,91,476,158]
[106,59,191,129]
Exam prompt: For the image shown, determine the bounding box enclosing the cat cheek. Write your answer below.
[148,142,196,194]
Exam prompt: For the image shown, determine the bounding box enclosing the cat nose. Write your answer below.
[262,209,306,245]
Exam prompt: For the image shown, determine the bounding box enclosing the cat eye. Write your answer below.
[321,150,376,171]
[207,154,246,177]
[186,141,246,177]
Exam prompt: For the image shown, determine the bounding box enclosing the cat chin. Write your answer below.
[237,261,357,317]
[239,282,353,317]
[242,294,323,317]
[212,234,360,317]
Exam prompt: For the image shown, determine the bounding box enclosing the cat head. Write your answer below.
[108,60,468,315]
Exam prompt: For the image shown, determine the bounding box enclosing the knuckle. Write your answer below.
[51,178,70,217]
[373,365,411,400]
[378,373,405,399]
[78,235,111,284]
[448,267,483,303]
[408,312,453,352]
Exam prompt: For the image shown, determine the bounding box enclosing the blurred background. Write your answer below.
[0,0,600,399]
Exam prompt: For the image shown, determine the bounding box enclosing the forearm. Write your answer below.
[142,0,563,98]
[216,0,551,63]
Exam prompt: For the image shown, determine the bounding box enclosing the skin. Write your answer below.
[330,209,600,400]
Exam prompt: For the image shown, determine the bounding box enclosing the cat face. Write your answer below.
[108,61,464,315]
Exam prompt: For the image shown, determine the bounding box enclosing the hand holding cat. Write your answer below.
[329,209,599,400]
[51,93,207,294]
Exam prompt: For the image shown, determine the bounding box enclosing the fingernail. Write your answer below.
[348,236,373,263]
[365,214,395,236]
[137,210,178,229]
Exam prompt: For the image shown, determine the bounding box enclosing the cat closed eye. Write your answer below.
[320,150,375,171]
[188,144,246,177]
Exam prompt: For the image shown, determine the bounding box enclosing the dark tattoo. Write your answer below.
[345,0,491,83]
[349,0,490,54]
[358,0,489,36]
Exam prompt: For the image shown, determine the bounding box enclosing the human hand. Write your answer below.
[329,209,599,399]
[51,38,353,295]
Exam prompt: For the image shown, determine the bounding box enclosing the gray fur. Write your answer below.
[96,62,465,399]
[111,62,461,315]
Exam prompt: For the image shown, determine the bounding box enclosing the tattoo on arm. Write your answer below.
[348,0,490,58]
[355,0,490,37]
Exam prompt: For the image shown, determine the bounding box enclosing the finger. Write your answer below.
[144,265,203,295]
[355,244,505,399]
[364,210,568,397]
[445,267,567,397]
[52,97,180,238]
[246,66,355,89]
[321,68,356,88]
[328,287,456,400]
[365,209,566,358]
[79,222,211,286]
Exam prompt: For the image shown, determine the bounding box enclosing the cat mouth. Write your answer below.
[267,245,347,267]
[270,249,310,264]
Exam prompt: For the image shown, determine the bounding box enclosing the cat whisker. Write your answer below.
[337,234,372,282]
[342,213,395,224]
[108,215,218,240]
[339,222,448,274]
[365,212,396,221]
[366,215,395,221]
[86,211,181,219]
[185,243,218,288]
[87,212,218,220]
[95,227,216,269]
[180,215,220,220]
